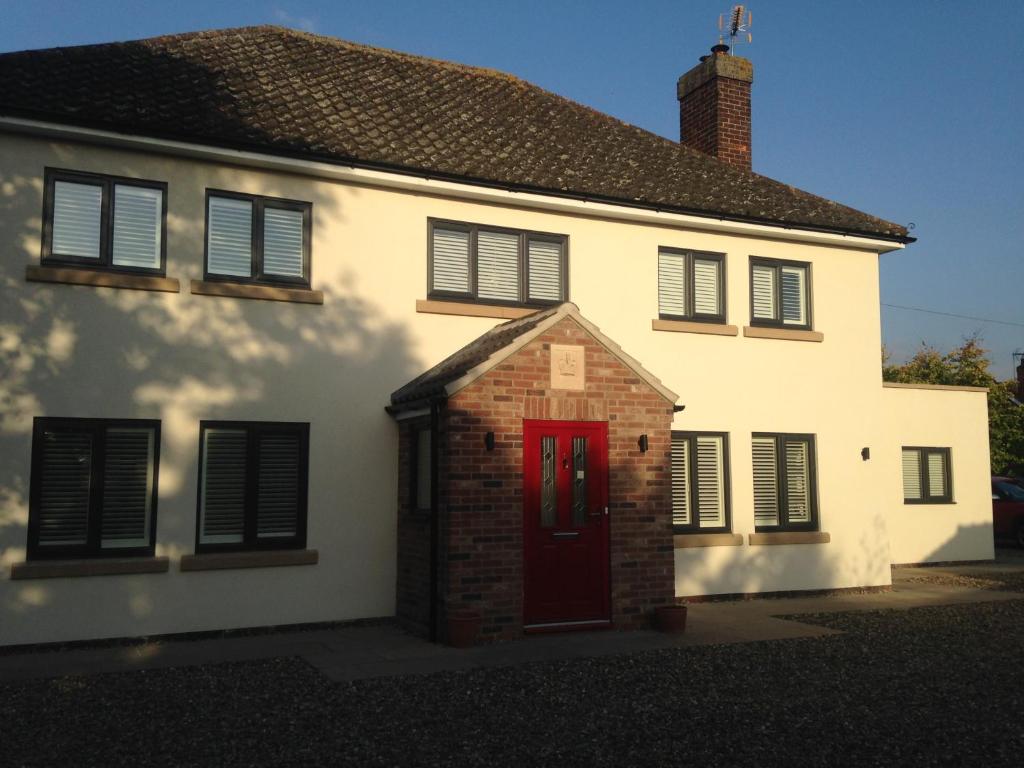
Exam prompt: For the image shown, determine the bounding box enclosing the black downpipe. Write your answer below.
[428,399,442,642]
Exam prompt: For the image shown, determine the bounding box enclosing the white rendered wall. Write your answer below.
[0,133,991,644]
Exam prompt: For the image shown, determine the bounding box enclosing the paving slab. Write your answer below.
[1,575,1022,684]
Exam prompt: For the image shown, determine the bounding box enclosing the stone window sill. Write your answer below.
[180,549,319,572]
[748,532,831,546]
[26,265,180,293]
[10,557,170,580]
[652,319,739,336]
[416,299,535,320]
[191,280,323,304]
[743,326,824,343]
[674,533,744,549]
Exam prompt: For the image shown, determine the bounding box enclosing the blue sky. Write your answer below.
[3,0,1022,377]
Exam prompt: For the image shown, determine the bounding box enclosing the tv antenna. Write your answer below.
[719,5,753,48]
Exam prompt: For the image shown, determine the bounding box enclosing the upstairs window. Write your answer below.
[658,248,725,323]
[751,433,819,531]
[28,418,160,559]
[750,257,811,329]
[42,169,167,274]
[197,422,309,552]
[671,432,730,533]
[428,219,567,307]
[205,192,311,287]
[902,447,952,504]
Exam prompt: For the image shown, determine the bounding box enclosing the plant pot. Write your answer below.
[654,604,688,634]
[446,610,482,648]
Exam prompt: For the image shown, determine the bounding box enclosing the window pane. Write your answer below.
[100,428,154,549]
[780,266,807,326]
[693,258,721,316]
[751,264,776,320]
[540,435,557,527]
[927,452,947,498]
[200,429,247,544]
[263,207,305,278]
[784,440,811,524]
[37,429,92,547]
[571,437,587,526]
[256,432,301,539]
[431,226,470,293]
[902,449,922,500]
[752,437,779,526]
[658,250,687,317]
[671,435,691,526]
[527,239,562,302]
[112,185,162,269]
[416,429,431,511]
[51,181,102,259]
[696,436,725,528]
[476,230,519,302]
[207,196,253,277]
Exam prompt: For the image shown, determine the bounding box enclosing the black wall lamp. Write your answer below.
[485,431,496,451]
[638,434,649,453]
[861,447,870,461]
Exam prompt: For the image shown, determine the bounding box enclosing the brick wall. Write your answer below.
[438,315,675,642]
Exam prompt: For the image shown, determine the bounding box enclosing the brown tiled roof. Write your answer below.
[0,26,910,241]
[390,305,561,409]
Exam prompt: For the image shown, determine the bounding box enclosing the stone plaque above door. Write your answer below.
[550,344,585,390]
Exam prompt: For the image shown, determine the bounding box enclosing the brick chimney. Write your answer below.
[677,44,753,169]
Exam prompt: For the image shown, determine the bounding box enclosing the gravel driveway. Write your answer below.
[3,595,1023,767]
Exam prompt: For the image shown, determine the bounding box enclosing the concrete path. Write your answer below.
[1,566,1021,684]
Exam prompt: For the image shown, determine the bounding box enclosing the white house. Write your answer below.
[0,27,992,646]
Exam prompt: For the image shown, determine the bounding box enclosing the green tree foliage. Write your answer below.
[883,338,1024,474]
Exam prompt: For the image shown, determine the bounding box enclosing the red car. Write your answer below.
[992,477,1024,547]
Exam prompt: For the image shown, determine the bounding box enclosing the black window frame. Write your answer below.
[204,190,313,289]
[195,421,310,553]
[658,248,727,324]
[671,430,731,534]
[902,446,953,504]
[426,218,569,308]
[27,417,161,560]
[752,432,820,532]
[749,256,813,330]
[41,167,168,276]
[410,425,432,514]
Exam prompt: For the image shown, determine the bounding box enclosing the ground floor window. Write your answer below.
[28,417,160,559]
[752,433,818,531]
[671,432,729,532]
[197,421,309,551]
[902,447,952,503]
[412,428,432,513]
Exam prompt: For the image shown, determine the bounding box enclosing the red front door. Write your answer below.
[523,419,610,628]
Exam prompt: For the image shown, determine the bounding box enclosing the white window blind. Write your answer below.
[784,440,811,524]
[752,437,779,527]
[100,428,154,549]
[902,449,922,500]
[476,230,519,302]
[200,429,247,544]
[52,181,102,259]
[431,227,471,293]
[780,266,807,326]
[527,239,562,302]
[693,258,721,316]
[751,264,776,321]
[263,207,305,278]
[671,436,690,527]
[36,430,93,547]
[696,436,725,528]
[111,185,162,270]
[658,250,687,317]
[207,196,253,277]
[927,452,947,498]
[416,429,431,510]
[256,433,301,539]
